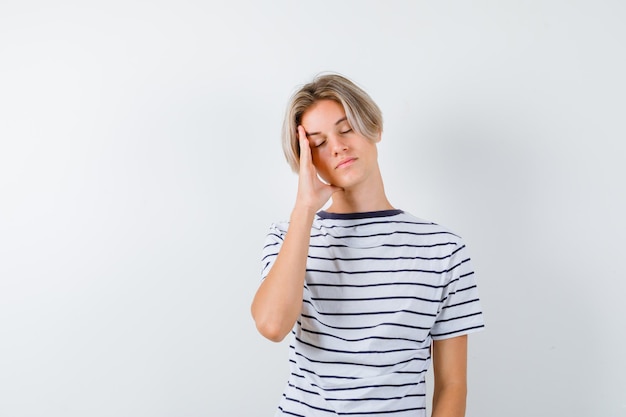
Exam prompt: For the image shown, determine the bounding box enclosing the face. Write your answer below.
[300,99,381,189]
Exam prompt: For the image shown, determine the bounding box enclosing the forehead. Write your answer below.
[301,100,347,130]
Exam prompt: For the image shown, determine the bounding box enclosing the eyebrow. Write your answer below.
[305,117,348,137]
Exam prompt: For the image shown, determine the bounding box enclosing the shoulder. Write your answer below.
[394,212,471,261]
[398,211,464,239]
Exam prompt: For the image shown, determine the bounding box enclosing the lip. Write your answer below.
[335,157,357,169]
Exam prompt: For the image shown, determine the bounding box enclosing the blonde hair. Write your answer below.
[282,73,383,172]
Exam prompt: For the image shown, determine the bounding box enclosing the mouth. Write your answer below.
[336,157,357,169]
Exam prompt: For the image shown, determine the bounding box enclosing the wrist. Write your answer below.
[290,204,317,223]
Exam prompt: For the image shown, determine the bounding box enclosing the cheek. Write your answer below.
[310,150,323,167]
[310,152,333,178]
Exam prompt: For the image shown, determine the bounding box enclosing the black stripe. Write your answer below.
[394,370,428,376]
[310,295,439,303]
[326,393,426,402]
[283,393,426,415]
[287,380,426,402]
[282,396,335,414]
[308,253,455,262]
[459,271,475,279]
[306,281,445,289]
[299,322,428,344]
[434,311,483,324]
[287,381,323,395]
[316,219,433,229]
[262,241,280,250]
[310,241,458,249]
[295,336,419,355]
[291,350,428,369]
[440,298,481,310]
[289,359,352,378]
[289,372,422,391]
[302,298,437,318]
[339,406,426,415]
[293,363,358,380]
[301,313,434,331]
[289,362,429,383]
[277,406,306,417]
[316,209,404,220]
[456,284,478,294]
[431,324,485,337]
[306,257,470,275]
[261,250,279,262]
[440,277,461,292]
[449,244,465,257]
[266,232,284,241]
[307,267,448,275]
[311,230,458,240]
[340,407,425,415]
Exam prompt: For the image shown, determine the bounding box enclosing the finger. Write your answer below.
[297,126,312,167]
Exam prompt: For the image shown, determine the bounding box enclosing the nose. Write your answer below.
[329,134,348,155]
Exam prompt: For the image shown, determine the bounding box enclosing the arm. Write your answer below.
[251,126,341,342]
[431,335,468,417]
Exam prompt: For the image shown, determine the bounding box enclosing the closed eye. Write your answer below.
[314,140,326,148]
[340,128,353,134]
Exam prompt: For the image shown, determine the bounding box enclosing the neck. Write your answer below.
[326,170,394,214]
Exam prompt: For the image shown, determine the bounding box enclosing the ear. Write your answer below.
[374,130,382,143]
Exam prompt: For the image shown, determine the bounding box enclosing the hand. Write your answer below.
[295,126,342,213]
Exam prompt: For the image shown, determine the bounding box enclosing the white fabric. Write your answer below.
[260,210,484,416]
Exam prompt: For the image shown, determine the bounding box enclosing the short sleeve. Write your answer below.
[260,222,288,281]
[431,239,485,340]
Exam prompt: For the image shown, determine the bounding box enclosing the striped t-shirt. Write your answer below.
[260,209,484,416]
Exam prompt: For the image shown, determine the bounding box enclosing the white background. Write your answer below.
[1,1,625,416]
